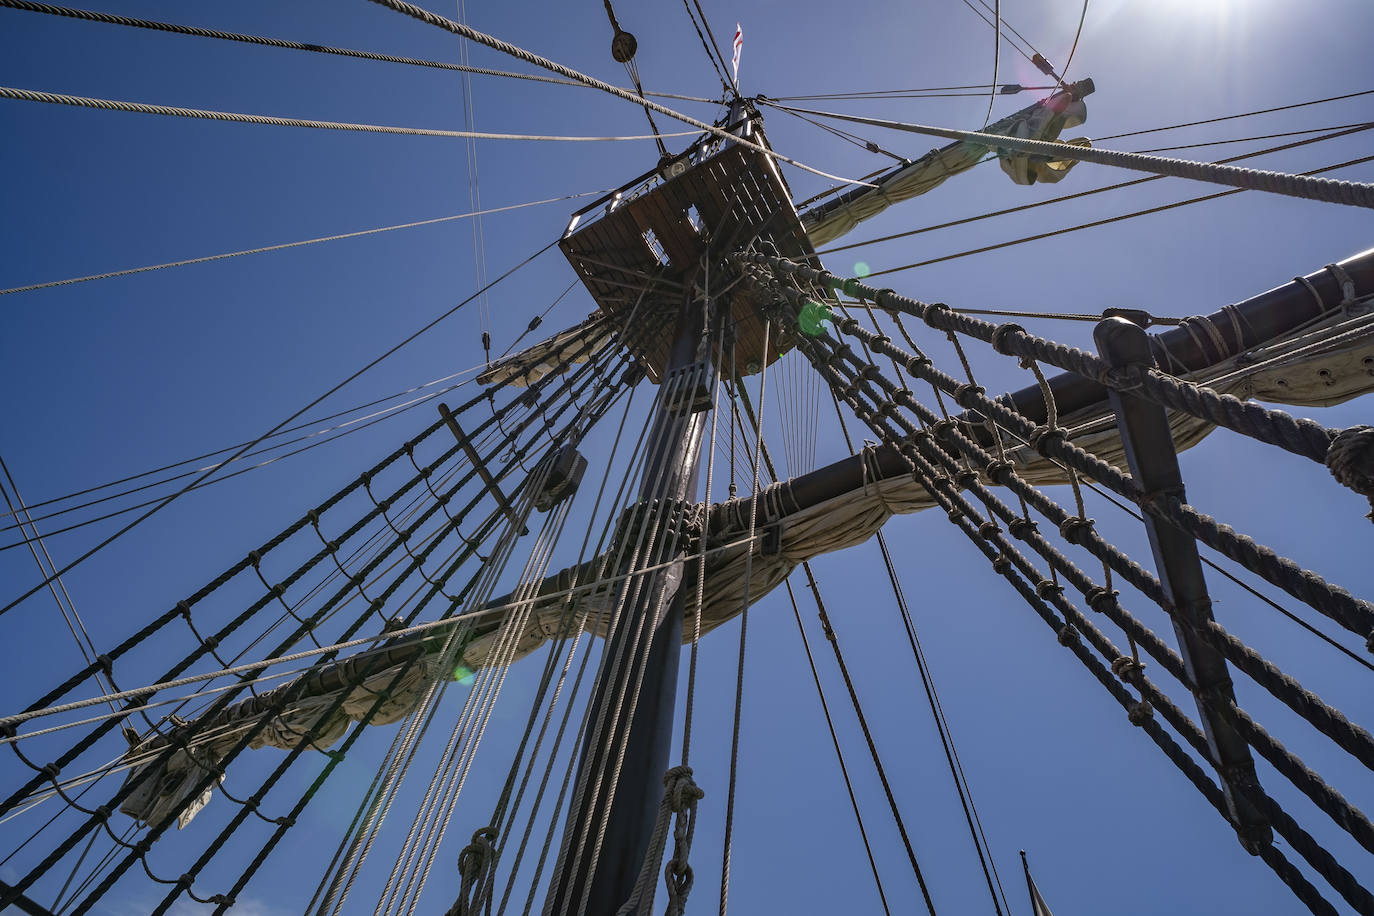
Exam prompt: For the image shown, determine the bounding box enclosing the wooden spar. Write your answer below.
[989,246,1374,430]
[437,402,525,531]
[461,248,1374,642]
[1095,315,1272,853]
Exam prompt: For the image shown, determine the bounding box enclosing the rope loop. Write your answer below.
[1058,515,1096,544]
[1325,425,1374,520]
[1111,655,1147,684]
[1127,700,1155,726]
[905,353,933,373]
[930,418,960,441]
[872,288,899,310]
[983,458,1016,485]
[1028,424,1067,455]
[1056,623,1079,646]
[953,382,986,409]
[1085,585,1119,614]
[1325,263,1357,307]
[662,766,703,916]
[990,322,1027,355]
[449,826,499,916]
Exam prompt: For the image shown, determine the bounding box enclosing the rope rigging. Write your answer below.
[738,251,1374,914]
[0,0,718,104]
[4,3,1374,912]
[0,85,702,143]
[362,0,876,188]
[1,238,563,616]
[815,120,1374,256]
[1,323,634,913]
[780,102,1374,208]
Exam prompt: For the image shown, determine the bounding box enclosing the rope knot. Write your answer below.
[1008,517,1038,539]
[663,765,704,811]
[662,767,703,916]
[457,826,498,882]
[983,459,1016,485]
[922,418,953,442]
[905,353,933,374]
[1027,425,1067,455]
[1058,516,1096,544]
[1056,623,1079,646]
[873,288,899,309]
[1035,579,1063,600]
[1127,700,1154,726]
[1085,586,1118,614]
[1325,425,1374,520]
[953,383,986,408]
[990,322,1027,355]
[1111,656,1147,684]
[450,826,499,916]
[922,301,952,324]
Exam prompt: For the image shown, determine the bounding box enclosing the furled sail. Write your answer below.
[798,80,1095,247]
[123,277,1372,829]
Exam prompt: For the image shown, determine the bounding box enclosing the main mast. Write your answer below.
[535,101,816,913]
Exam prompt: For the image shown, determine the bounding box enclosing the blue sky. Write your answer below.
[2,0,1373,913]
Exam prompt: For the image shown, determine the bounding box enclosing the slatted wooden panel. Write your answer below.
[560,142,817,382]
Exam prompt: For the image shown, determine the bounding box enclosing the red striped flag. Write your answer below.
[731,23,743,86]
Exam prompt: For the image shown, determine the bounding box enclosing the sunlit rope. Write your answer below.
[0,85,701,143]
[815,122,1374,256]
[0,190,609,298]
[1,239,560,615]
[779,102,1374,208]
[862,153,1374,277]
[0,0,718,103]
[363,0,877,188]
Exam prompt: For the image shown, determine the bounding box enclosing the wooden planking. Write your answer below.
[560,141,817,382]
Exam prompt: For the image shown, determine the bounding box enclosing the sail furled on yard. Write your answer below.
[798,81,1094,247]
[123,287,1374,821]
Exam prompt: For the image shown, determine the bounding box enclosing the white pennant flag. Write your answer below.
[731,23,743,86]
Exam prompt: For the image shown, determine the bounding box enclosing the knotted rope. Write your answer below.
[1326,425,1374,522]
[446,826,498,916]
[615,766,705,916]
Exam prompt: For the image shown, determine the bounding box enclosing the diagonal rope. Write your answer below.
[0,190,605,297]
[362,0,875,188]
[0,86,699,143]
[778,102,1374,208]
[0,239,558,616]
[0,0,714,103]
[815,121,1374,256]
[862,153,1374,276]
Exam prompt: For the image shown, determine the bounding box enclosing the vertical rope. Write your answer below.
[718,320,769,916]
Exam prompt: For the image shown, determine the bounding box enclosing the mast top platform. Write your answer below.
[559,103,818,382]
